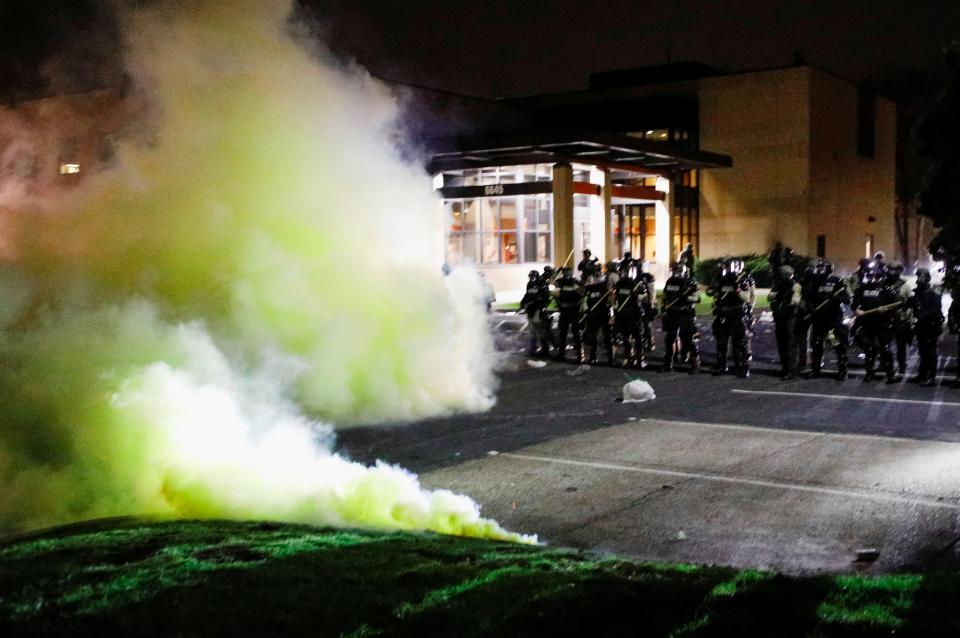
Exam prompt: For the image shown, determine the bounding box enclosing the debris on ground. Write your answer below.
[526,359,548,368]
[566,364,591,376]
[673,531,687,542]
[622,379,656,403]
[855,548,881,563]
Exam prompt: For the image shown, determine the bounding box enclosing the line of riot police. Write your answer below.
[520,245,956,385]
[520,250,658,368]
[520,249,698,370]
[768,250,947,385]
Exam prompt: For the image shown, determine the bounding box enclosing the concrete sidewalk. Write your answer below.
[421,418,960,574]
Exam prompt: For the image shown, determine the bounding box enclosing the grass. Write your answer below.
[2,519,959,637]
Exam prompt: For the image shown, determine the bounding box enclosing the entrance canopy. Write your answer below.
[428,129,732,175]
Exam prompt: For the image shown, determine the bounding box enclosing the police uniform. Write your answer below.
[795,264,816,371]
[886,268,914,375]
[613,273,645,367]
[852,274,899,382]
[554,271,583,362]
[582,268,613,364]
[520,272,553,356]
[944,260,960,385]
[767,266,802,378]
[908,271,943,385]
[708,264,755,377]
[638,270,656,353]
[804,264,850,379]
[661,268,701,372]
[577,252,596,282]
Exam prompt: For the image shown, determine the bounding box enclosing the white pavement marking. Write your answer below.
[634,417,914,444]
[497,451,960,511]
[730,388,960,407]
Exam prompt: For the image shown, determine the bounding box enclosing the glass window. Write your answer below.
[502,232,518,264]
[644,216,656,262]
[521,196,553,264]
[444,187,552,265]
[500,201,517,232]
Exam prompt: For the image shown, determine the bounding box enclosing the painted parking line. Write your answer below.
[493,451,960,511]
[730,388,960,407]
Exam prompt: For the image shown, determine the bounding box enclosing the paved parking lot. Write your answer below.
[338,315,960,573]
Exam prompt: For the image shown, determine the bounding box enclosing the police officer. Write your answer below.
[661,261,701,373]
[795,261,816,372]
[803,259,850,380]
[553,267,583,363]
[613,267,645,368]
[581,261,613,364]
[520,270,553,356]
[634,260,657,353]
[542,265,559,287]
[908,268,944,386]
[873,251,888,275]
[850,257,873,294]
[943,258,960,386]
[852,265,899,383]
[605,260,621,288]
[885,261,914,376]
[708,259,755,377]
[619,251,635,276]
[577,249,596,282]
[678,242,696,274]
[768,264,802,379]
[768,241,794,275]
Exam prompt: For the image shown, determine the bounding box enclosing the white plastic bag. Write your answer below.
[622,379,656,403]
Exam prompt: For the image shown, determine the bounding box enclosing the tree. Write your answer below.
[869,65,929,265]
[915,39,960,259]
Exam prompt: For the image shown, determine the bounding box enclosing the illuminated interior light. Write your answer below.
[60,163,81,175]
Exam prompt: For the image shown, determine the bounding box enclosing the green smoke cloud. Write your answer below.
[0,0,525,543]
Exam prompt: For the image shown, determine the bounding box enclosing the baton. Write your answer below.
[803,286,845,321]
[855,301,902,317]
[614,278,651,313]
[579,290,613,325]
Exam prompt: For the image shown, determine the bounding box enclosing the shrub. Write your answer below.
[693,252,814,288]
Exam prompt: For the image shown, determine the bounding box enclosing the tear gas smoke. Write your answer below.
[0,0,527,542]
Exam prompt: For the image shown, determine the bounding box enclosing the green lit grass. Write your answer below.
[1,518,957,636]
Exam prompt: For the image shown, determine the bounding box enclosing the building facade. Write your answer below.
[432,63,897,294]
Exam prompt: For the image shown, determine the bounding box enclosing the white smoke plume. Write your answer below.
[0,0,527,542]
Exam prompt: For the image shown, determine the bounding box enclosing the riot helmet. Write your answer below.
[778,265,795,280]
[528,269,540,280]
[859,267,878,286]
[916,268,931,286]
[813,259,833,277]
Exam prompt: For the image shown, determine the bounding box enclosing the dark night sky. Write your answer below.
[1,1,959,100]
[308,0,960,97]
